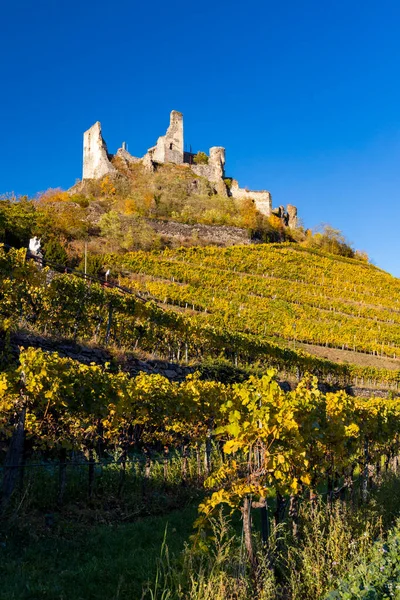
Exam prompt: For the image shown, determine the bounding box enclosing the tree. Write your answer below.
[99,210,159,251]
[304,224,355,258]
[0,197,37,248]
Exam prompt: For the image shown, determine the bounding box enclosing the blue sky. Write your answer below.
[1,0,400,274]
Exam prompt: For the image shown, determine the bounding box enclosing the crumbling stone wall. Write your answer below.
[83,122,115,180]
[274,204,298,228]
[147,110,184,165]
[115,146,141,166]
[230,180,272,217]
[191,146,227,195]
[287,204,298,228]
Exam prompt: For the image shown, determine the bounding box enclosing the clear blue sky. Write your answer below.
[1,0,400,274]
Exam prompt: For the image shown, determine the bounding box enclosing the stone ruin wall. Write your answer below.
[286,204,298,228]
[115,146,141,166]
[146,110,184,165]
[81,110,297,224]
[190,146,227,196]
[83,121,116,180]
[230,179,272,217]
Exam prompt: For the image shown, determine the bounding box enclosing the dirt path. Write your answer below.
[298,341,400,370]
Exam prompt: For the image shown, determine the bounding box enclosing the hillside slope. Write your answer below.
[2,242,399,391]
[110,243,400,358]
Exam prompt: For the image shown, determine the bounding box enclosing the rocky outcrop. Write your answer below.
[115,145,141,166]
[287,204,298,228]
[191,146,227,196]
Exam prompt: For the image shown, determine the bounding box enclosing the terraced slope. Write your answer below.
[2,243,400,389]
[110,243,400,360]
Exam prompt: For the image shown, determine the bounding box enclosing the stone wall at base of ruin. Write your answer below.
[189,146,227,195]
[230,179,272,216]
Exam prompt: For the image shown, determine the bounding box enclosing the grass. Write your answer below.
[0,505,198,600]
[142,473,400,600]
[3,472,400,599]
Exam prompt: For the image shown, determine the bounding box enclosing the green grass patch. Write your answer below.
[0,505,198,600]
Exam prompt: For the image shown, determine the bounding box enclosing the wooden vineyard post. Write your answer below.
[105,303,113,345]
[88,449,95,499]
[241,496,257,572]
[58,447,67,506]
[204,429,212,476]
[118,449,127,499]
[163,447,169,483]
[253,497,270,546]
[362,438,369,503]
[289,494,299,538]
[181,445,188,482]
[196,442,202,479]
[145,456,151,479]
[1,406,26,514]
[274,491,286,527]
[142,451,152,499]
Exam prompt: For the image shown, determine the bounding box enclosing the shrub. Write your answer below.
[193,151,209,165]
[99,210,161,251]
[77,253,104,277]
[43,239,68,265]
[224,178,233,189]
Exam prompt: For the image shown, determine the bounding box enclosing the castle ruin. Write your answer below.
[82,110,297,227]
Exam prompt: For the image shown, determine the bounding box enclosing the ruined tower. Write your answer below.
[147,110,184,164]
[83,122,115,180]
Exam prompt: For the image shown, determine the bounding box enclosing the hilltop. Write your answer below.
[0,105,387,393]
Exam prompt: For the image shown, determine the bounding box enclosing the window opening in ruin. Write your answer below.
[169,143,173,150]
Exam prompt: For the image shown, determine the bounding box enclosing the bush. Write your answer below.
[0,196,37,248]
[99,211,161,252]
[77,253,104,277]
[43,239,68,265]
[193,151,209,165]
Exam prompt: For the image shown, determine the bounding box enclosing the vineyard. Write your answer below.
[2,244,400,388]
[2,346,400,597]
[3,242,400,598]
[109,243,400,357]
[1,344,400,510]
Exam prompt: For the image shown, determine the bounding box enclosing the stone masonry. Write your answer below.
[230,180,272,216]
[191,146,227,196]
[81,110,297,222]
[146,110,184,164]
[83,121,116,179]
